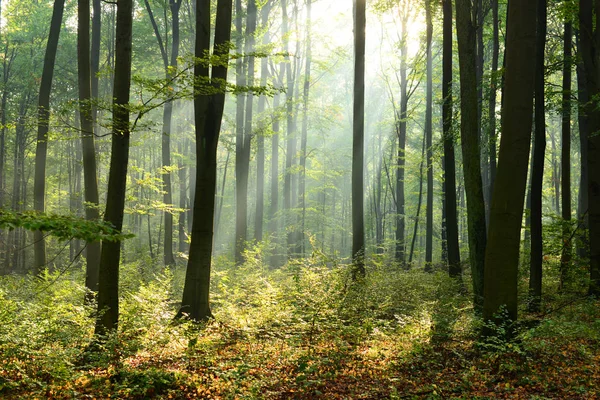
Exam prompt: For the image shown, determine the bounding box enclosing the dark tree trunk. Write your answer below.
[78,0,101,297]
[424,0,433,271]
[575,33,589,260]
[234,0,248,265]
[352,0,366,278]
[33,0,66,274]
[178,0,233,321]
[95,0,133,336]
[560,21,573,289]
[456,0,487,310]
[529,0,547,312]
[483,0,537,323]
[443,0,461,278]
[579,0,600,296]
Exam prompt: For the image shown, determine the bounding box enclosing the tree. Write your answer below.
[442,0,460,278]
[95,0,134,336]
[33,0,66,274]
[79,0,102,297]
[424,0,433,271]
[483,0,537,323]
[456,0,487,309]
[560,18,573,289]
[177,0,233,321]
[529,0,546,312]
[579,0,600,296]
[143,0,183,266]
[352,0,366,278]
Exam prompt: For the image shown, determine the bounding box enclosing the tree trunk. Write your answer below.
[78,0,102,298]
[443,0,461,278]
[529,0,547,312]
[575,33,589,260]
[424,0,434,271]
[409,133,426,265]
[488,0,499,216]
[560,21,573,289]
[95,0,133,336]
[456,0,488,310]
[178,0,233,321]
[298,0,312,257]
[483,0,537,323]
[234,0,248,265]
[254,0,271,242]
[33,0,66,274]
[578,0,600,296]
[352,0,366,278]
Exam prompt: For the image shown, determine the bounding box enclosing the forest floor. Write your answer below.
[1,257,599,399]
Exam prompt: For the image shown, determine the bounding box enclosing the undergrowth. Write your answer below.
[0,249,598,399]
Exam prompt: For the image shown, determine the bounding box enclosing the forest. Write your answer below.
[0,0,599,398]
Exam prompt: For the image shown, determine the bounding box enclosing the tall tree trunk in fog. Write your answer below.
[95,0,133,336]
[579,0,600,296]
[424,0,434,271]
[282,0,297,258]
[298,0,312,256]
[352,0,366,278]
[242,0,257,246]
[395,7,409,265]
[255,1,271,242]
[144,0,183,266]
[442,0,461,278]
[456,0,487,310]
[78,0,101,296]
[560,21,572,288]
[576,35,589,260]
[529,0,546,312]
[487,0,499,213]
[234,0,249,265]
[177,0,232,321]
[33,0,65,274]
[483,0,537,323]
[409,134,426,265]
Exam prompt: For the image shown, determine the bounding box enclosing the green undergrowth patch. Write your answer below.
[0,253,599,398]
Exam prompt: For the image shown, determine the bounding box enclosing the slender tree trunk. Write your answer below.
[78,0,102,296]
[483,0,537,323]
[443,0,461,278]
[529,0,547,312]
[395,8,409,265]
[178,0,233,321]
[456,0,487,310]
[409,134,426,265]
[579,0,600,296]
[234,0,247,265]
[560,21,573,288]
[95,0,133,336]
[352,0,366,278]
[254,0,271,242]
[33,0,66,274]
[576,33,589,260]
[488,0,499,215]
[298,0,312,257]
[424,0,434,271]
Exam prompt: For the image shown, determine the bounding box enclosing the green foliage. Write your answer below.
[0,209,134,243]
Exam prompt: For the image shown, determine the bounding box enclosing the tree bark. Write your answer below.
[177,0,232,321]
[483,0,537,323]
[95,0,133,336]
[424,0,434,271]
[529,0,547,312]
[33,0,66,274]
[456,0,487,310]
[443,0,461,278]
[352,0,366,278]
[78,0,101,297]
[578,0,600,296]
